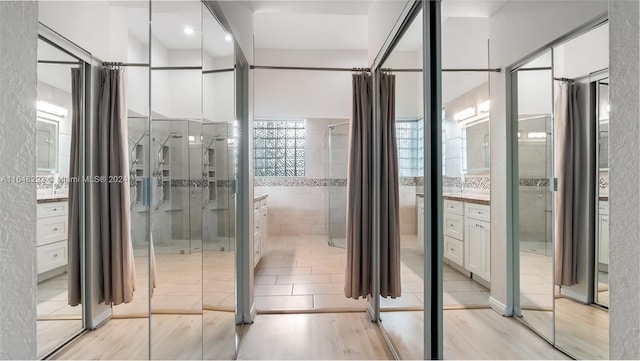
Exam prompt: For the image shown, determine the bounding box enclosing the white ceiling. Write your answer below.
[252,0,506,51]
[254,12,368,50]
[250,0,373,15]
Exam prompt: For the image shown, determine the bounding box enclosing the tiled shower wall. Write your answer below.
[254,118,419,237]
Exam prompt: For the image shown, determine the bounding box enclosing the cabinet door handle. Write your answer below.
[478,211,483,214]
[53,253,58,258]
[52,227,58,231]
[52,208,58,211]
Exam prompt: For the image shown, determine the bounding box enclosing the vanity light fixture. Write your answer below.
[225,34,233,42]
[527,132,547,139]
[188,135,196,142]
[37,101,68,117]
[184,26,194,35]
[454,107,476,122]
[477,100,491,114]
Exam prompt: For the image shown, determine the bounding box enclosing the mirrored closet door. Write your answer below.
[36,33,88,359]
[511,20,610,360]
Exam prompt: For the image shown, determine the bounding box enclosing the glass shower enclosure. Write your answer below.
[326,123,349,249]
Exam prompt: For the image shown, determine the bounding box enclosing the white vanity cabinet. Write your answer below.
[253,195,268,268]
[598,201,609,266]
[37,201,69,281]
[443,200,464,267]
[464,203,490,283]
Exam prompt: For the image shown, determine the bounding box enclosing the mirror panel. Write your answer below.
[36,36,85,358]
[515,50,554,342]
[552,22,609,360]
[377,6,424,360]
[150,1,203,358]
[202,3,237,358]
[595,78,609,308]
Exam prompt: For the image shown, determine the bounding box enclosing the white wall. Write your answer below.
[254,49,368,119]
[554,23,609,79]
[488,0,607,313]
[610,1,640,358]
[0,2,38,359]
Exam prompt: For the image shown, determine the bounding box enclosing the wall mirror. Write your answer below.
[36,118,59,173]
[442,75,490,182]
[463,118,489,172]
[512,21,609,360]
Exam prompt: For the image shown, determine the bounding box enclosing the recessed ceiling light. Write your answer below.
[224,34,232,42]
[184,26,194,35]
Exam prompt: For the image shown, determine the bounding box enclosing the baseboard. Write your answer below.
[559,287,588,303]
[489,296,512,316]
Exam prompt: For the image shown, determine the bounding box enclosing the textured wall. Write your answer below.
[0,1,38,359]
[610,1,640,358]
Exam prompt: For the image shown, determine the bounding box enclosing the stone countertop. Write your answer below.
[254,193,269,202]
[416,192,490,206]
[37,197,68,204]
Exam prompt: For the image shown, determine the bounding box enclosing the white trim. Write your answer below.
[559,287,589,303]
[489,296,512,316]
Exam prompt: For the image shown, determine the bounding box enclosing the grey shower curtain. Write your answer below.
[345,72,373,299]
[379,73,401,298]
[97,67,136,305]
[68,68,82,306]
[554,80,594,287]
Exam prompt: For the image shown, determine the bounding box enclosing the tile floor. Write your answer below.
[255,235,490,312]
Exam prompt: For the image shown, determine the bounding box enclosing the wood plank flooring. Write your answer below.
[236,313,394,360]
[380,309,570,360]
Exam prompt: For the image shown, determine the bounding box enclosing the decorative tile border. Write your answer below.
[253,177,419,187]
[519,177,549,187]
[599,176,609,189]
[466,176,490,189]
[169,179,232,188]
[443,176,491,190]
[36,176,69,191]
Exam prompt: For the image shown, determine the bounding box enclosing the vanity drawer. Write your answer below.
[444,235,464,267]
[37,202,68,219]
[443,213,464,240]
[37,216,68,246]
[598,201,609,215]
[37,240,67,274]
[444,200,463,215]
[465,203,490,222]
[417,197,424,210]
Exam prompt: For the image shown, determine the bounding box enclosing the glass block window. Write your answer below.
[396,118,424,177]
[254,119,306,177]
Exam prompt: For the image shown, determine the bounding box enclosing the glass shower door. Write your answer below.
[327,123,349,249]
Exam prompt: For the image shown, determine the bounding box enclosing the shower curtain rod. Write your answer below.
[38,60,81,65]
[203,68,234,74]
[251,65,371,72]
[251,65,501,73]
[102,62,148,67]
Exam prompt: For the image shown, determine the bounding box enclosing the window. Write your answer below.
[396,118,424,177]
[254,119,306,177]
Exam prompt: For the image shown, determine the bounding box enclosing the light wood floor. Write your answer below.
[37,272,83,358]
[380,309,570,360]
[53,312,236,360]
[237,312,394,360]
